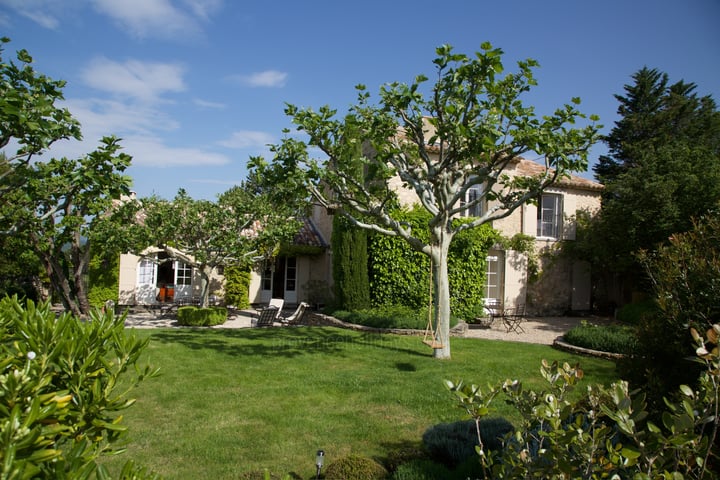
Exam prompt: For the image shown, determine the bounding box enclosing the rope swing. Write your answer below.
[422,256,445,349]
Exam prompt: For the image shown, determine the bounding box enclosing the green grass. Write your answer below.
[105,326,619,479]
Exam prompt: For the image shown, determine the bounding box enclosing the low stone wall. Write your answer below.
[552,337,626,360]
[304,312,468,337]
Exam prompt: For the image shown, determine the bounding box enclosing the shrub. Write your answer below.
[382,443,427,473]
[224,265,251,309]
[332,213,371,311]
[323,454,388,480]
[624,213,720,409]
[445,335,720,480]
[0,297,159,478]
[422,418,513,467]
[615,299,657,324]
[391,459,450,480]
[563,323,639,354]
[177,306,227,326]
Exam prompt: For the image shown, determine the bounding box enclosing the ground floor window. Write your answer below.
[485,251,504,306]
[176,261,192,285]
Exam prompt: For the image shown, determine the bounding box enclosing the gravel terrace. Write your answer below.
[122,308,614,346]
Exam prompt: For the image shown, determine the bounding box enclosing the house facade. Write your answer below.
[117,159,602,315]
[246,157,602,315]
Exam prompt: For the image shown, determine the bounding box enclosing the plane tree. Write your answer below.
[253,43,599,358]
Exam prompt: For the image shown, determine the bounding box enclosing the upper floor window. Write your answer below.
[461,185,483,217]
[537,193,563,239]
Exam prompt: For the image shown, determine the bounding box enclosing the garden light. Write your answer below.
[315,449,324,479]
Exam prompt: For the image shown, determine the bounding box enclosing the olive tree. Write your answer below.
[255,43,599,358]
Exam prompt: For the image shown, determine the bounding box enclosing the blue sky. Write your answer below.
[1,0,718,200]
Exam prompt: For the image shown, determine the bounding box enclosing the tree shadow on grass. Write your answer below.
[146,326,429,359]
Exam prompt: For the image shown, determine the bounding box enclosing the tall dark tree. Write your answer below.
[581,68,720,303]
[594,67,720,184]
[331,214,370,311]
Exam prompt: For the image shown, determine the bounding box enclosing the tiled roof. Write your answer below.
[294,218,328,247]
[511,158,604,192]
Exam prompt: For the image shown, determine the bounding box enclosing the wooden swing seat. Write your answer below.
[422,338,445,349]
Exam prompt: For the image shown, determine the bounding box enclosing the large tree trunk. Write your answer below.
[430,231,453,359]
[199,266,211,308]
[71,238,91,315]
[44,253,82,317]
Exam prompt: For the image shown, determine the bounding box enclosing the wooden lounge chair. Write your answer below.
[268,298,284,313]
[280,302,309,326]
[255,305,279,327]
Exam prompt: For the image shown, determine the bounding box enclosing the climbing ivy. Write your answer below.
[368,207,500,320]
[223,265,251,309]
[87,248,119,308]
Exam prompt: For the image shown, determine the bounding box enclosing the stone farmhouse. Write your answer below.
[117,158,602,316]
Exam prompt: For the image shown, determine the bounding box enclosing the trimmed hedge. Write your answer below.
[177,306,227,326]
[563,323,639,355]
[323,454,388,480]
[422,418,514,468]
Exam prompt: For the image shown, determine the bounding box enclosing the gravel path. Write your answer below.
[123,309,613,346]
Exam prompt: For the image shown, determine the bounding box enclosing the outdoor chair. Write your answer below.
[502,305,526,334]
[268,298,284,316]
[280,302,309,326]
[255,305,279,327]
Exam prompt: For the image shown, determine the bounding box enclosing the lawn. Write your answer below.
[105,326,619,479]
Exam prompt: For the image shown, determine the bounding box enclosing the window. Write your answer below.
[537,193,563,239]
[285,257,297,292]
[485,252,503,303]
[138,258,155,285]
[261,263,272,291]
[176,261,192,285]
[461,185,483,217]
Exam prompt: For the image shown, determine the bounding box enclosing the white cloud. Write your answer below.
[227,70,288,88]
[65,98,180,137]
[0,0,223,38]
[193,98,226,109]
[218,130,275,149]
[81,57,186,101]
[182,0,222,20]
[123,136,230,167]
[39,97,228,169]
[0,0,63,29]
[90,0,220,39]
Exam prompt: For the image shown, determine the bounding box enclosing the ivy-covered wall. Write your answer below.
[367,207,500,320]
